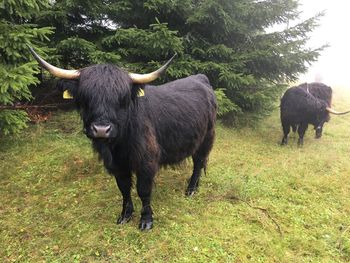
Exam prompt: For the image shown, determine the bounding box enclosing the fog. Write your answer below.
[298,0,350,87]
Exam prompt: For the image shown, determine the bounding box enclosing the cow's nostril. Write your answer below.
[105,125,111,134]
[91,124,112,138]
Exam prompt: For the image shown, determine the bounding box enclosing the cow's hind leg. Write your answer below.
[114,170,134,224]
[297,122,308,146]
[281,121,291,145]
[186,155,204,196]
[186,128,215,196]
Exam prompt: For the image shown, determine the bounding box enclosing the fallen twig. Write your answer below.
[235,197,283,236]
[0,104,60,110]
[227,195,283,236]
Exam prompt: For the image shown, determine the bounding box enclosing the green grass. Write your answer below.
[1,88,350,262]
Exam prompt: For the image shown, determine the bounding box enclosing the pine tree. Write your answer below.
[37,0,324,123]
[0,0,52,135]
[104,0,324,122]
[35,0,123,67]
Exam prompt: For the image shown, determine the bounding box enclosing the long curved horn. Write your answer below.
[28,46,80,79]
[128,53,177,84]
[326,107,350,115]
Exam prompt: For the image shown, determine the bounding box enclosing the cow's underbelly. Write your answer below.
[282,111,316,124]
[159,144,197,165]
[158,127,206,165]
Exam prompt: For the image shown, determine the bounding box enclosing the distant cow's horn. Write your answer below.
[128,53,177,84]
[326,107,350,115]
[28,46,80,79]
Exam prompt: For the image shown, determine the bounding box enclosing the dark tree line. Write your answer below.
[0,0,325,134]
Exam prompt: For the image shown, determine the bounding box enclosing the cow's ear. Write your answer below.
[56,79,79,99]
[131,83,145,101]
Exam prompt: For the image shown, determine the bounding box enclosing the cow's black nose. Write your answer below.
[91,124,112,138]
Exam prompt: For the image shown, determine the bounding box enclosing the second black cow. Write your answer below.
[280,82,350,146]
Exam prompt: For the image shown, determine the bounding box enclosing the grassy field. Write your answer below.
[1,88,350,262]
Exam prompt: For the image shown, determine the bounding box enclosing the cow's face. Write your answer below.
[58,65,139,140]
[315,125,323,138]
[28,46,175,140]
[314,108,330,138]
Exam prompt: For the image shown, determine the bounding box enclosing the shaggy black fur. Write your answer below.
[280,84,330,146]
[283,82,333,141]
[58,64,217,230]
[299,82,333,138]
[300,82,332,107]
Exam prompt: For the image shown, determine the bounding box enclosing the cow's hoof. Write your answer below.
[281,139,288,145]
[139,219,153,231]
[185,188,197,197]
[117,214,133,224]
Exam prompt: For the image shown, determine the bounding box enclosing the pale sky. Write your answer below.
[298,0,350,87]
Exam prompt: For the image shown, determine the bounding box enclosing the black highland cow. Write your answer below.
[280,83,349,146]
[29,47,217,230]
[299,82,332,137]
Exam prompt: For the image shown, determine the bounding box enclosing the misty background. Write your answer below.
[299,0,350,87]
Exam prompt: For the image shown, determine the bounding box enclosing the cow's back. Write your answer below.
[280,86,326,124]
[299,82,332,106]
[281,87,313,123]
[142,74,216,165]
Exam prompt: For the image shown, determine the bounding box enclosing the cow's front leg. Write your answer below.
[114,170,134,224]
[136,168,156,231]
